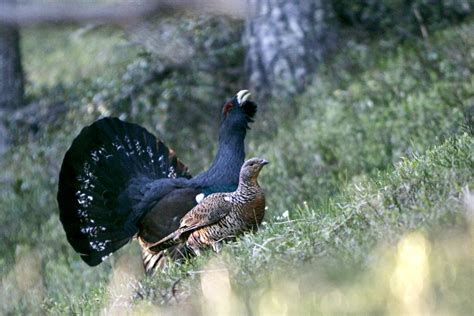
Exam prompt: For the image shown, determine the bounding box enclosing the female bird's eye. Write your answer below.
[223,103,234,116]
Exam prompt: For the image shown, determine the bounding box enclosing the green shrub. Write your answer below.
[332,0,472,37]
[134,132,473,315]
[255,22,473,210]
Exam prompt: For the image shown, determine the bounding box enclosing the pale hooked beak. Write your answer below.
[236,89,251,105]
[260,159,269,166]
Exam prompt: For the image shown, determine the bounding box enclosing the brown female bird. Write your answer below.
[147,157,268,256]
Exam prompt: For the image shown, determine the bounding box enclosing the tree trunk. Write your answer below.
[0,18,24,109]
[244,0,337,99]
[0,0,24,156]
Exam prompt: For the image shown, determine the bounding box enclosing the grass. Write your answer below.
[0,20,473,315]
[39,133,473,315]
[255,21,473,210]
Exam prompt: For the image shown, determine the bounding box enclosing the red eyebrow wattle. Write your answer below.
[223,102,233,115]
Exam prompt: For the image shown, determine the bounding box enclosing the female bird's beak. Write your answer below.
[260,159,269,166]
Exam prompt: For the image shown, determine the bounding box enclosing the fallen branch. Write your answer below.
[412,6,429,41]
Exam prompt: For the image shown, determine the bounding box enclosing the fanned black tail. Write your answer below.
[57,117,191,266]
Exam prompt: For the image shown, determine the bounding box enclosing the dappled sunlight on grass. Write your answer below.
[0,249,44,314]
[389,233,430,315]
[199,258,245,316]
[103,253,143,313]
[229,228,472,315]
[111,224,472,315]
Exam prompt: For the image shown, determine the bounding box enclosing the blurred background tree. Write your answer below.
[0,21,23,110]
[245,0,337,100]
[0,0,24,110]
[0,0,25,155]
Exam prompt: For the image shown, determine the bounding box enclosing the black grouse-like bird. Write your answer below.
[57,90,256,273]
[147,157,268,256]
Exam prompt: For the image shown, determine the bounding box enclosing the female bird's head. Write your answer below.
[221,90,257,130]
[239,157,269,183]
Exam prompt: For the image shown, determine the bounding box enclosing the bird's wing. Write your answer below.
[179,193,232,233]
[146,193,232,252]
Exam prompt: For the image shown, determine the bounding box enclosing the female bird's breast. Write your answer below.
[185,190,265,252]
[240,191,265,227]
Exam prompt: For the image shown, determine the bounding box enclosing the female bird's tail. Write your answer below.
[57,117,190,266]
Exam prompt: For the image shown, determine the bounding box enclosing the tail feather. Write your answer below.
[139,237,191,275]
[142,250,165,275]
[146,229,181,253]
[58,117,191,266]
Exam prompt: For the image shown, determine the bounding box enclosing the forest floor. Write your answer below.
[0,21,472,315]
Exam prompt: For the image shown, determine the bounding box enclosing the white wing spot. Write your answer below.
[195,193,205,204]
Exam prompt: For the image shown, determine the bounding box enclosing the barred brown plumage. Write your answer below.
[147,157,268,257]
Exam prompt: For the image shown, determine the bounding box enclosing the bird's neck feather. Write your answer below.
[236,174,259,194]
[194,127,246,186]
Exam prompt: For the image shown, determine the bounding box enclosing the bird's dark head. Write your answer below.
[240,157,269,183]
[221,90,257,130]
